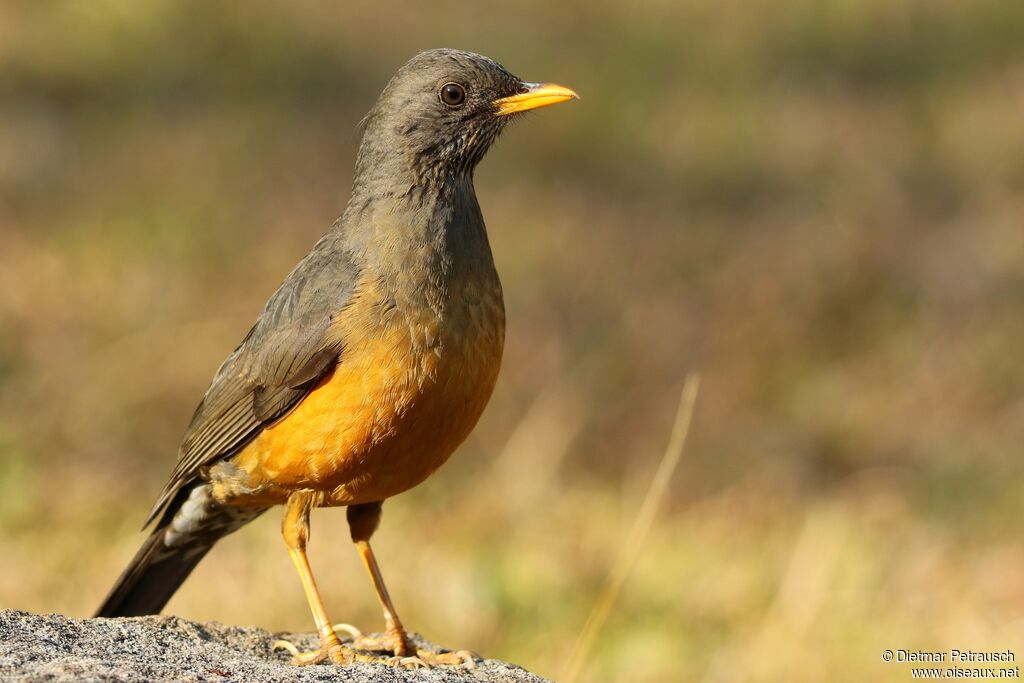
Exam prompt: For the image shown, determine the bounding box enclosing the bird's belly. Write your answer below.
[223,284,504,507]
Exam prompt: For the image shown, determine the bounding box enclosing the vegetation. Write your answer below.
[2,2,1023,681]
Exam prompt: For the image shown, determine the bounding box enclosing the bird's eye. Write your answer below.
[439,83,466,107]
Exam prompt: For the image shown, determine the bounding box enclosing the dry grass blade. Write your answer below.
[562,373,701,683]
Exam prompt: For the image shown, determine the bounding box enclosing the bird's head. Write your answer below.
[356,49,578,184]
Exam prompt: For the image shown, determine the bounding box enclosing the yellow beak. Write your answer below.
[492,82,579,116]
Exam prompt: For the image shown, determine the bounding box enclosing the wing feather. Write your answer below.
[145,232,360,526]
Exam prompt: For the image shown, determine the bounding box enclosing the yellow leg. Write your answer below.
[272,492,372,666]
[356,537,413,654]
[340,502,476,668]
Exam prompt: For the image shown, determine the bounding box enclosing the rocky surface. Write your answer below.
[0,610,552,683]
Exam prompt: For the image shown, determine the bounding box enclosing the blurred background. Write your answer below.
[2,1,1024,681]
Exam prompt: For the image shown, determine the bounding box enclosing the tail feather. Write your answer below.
[96,483,265,617]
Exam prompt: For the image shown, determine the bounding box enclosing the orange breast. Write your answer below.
[224,273,504,507]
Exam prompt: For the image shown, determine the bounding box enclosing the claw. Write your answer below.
[451,650,479,669]
[330,623,364,641]
[383,655,429,669]
[272,639,299,657]
[414,648,479,669]
[272,639,329,665]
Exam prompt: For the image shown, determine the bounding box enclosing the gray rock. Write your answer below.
[0,610,552,683]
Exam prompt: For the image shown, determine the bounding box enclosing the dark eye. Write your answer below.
[440,83,466,107]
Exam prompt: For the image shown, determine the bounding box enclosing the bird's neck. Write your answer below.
[350,135,473,199]
[339,166,494,283]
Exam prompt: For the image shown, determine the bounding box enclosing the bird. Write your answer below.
[95,49,578,668]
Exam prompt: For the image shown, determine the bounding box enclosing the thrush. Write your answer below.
[96,49,577,668]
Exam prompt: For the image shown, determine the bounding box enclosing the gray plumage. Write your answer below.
[97,49,527,618]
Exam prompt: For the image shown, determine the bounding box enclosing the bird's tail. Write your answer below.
[96,482,266,617]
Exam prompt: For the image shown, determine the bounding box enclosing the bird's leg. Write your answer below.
[338,502,476,668]
[272,492,374,667]
[342,502,410,655]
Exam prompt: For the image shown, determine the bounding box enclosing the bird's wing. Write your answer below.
[145,232,360,526]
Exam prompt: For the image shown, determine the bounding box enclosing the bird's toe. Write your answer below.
[415,648,479,669]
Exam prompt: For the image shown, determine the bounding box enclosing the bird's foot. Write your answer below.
[410,649,478,669]
[332,623,478,669]
[272,630,378,667]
